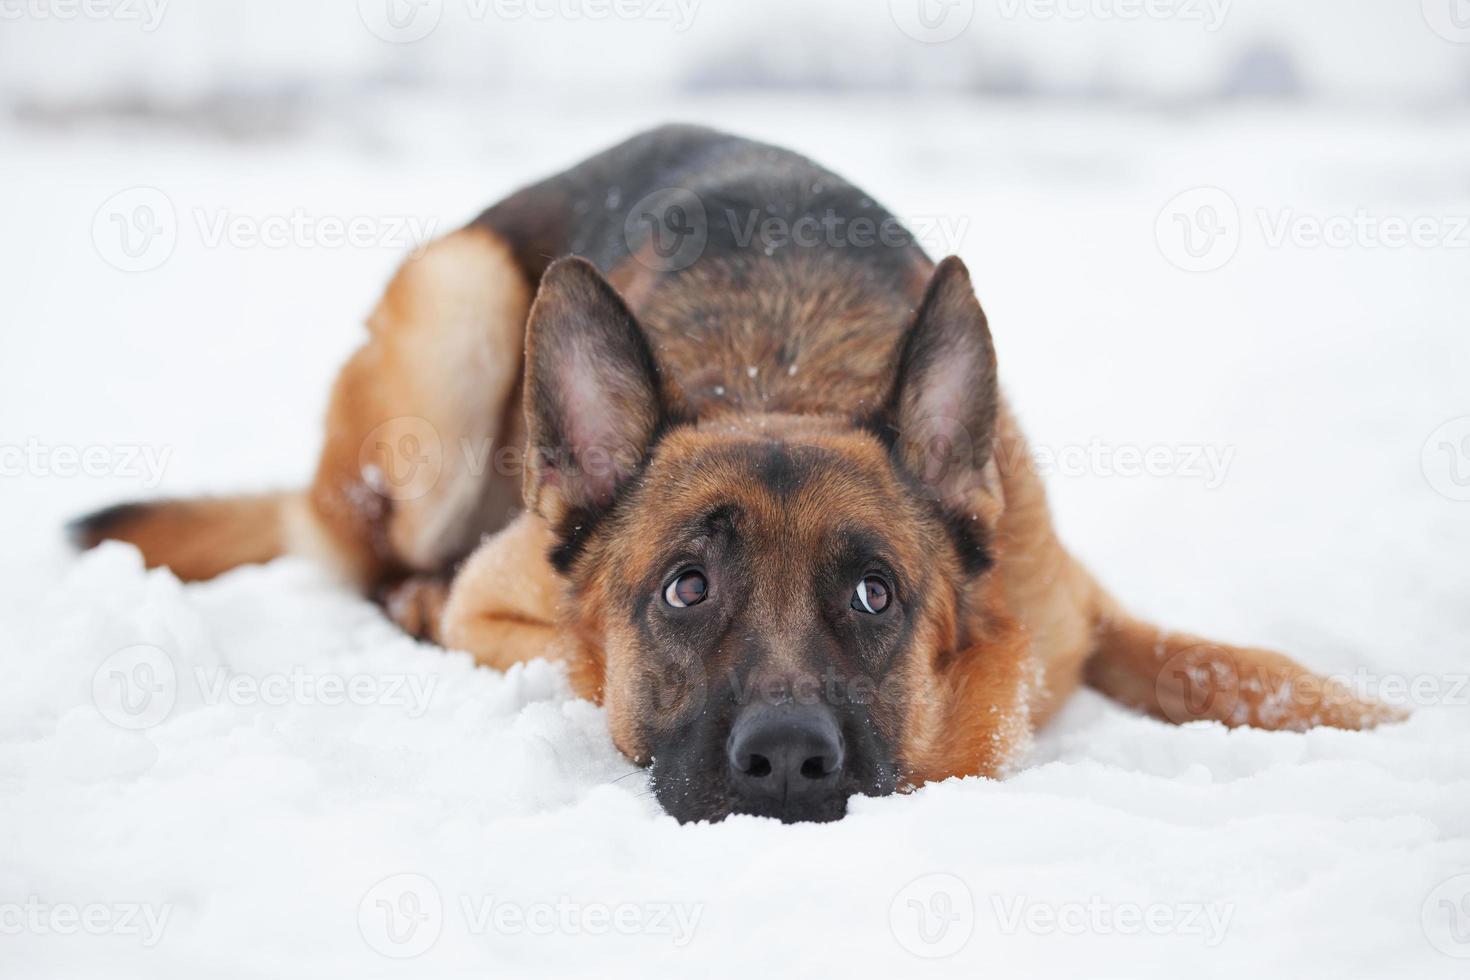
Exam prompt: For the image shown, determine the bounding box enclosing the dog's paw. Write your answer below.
[378,576,451,643]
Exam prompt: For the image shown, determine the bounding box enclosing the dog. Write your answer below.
[71,125,1401,823]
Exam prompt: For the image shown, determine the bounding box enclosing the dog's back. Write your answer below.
[478,124,931,419]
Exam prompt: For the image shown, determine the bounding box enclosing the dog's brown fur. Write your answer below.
[72,126,1401,820]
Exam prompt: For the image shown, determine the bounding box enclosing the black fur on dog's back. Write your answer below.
[475,124,927,292]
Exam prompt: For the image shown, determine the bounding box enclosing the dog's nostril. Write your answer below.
[799,756,831,780]
[728,703,846,803]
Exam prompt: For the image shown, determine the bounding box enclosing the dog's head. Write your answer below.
[521,256,1027,823]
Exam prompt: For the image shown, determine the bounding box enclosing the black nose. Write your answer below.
[727,703,845,816]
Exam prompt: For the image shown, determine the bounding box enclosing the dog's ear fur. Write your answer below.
[523,257,666,521]
[885,256,1000,512]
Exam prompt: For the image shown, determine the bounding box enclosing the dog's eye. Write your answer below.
[851,575,891,615]
[664,569,709,608]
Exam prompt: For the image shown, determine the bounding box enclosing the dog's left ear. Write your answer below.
[885,256,1000,512]
[523,257,668,523]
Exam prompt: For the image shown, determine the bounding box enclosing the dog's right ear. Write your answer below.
[522,257,667,524]
[884,256,999,513]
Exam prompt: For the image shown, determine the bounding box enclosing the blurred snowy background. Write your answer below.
[3,2,1470,978]
[3,0,1470,117]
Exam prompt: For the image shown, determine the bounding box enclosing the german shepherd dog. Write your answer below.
[72,125,1400,823]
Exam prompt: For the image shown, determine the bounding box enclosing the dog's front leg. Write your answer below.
[440,511,565,673]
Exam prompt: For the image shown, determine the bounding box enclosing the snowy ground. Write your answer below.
[3,97,1470,978]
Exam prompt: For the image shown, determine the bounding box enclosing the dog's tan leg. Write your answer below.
[308,225,534,585]
[440,512,569,674]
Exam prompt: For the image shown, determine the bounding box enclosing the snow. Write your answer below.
[3,96,1470,977]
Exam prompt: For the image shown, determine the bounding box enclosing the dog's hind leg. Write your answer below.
[71,224,534,589]
[306,225,533,585]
